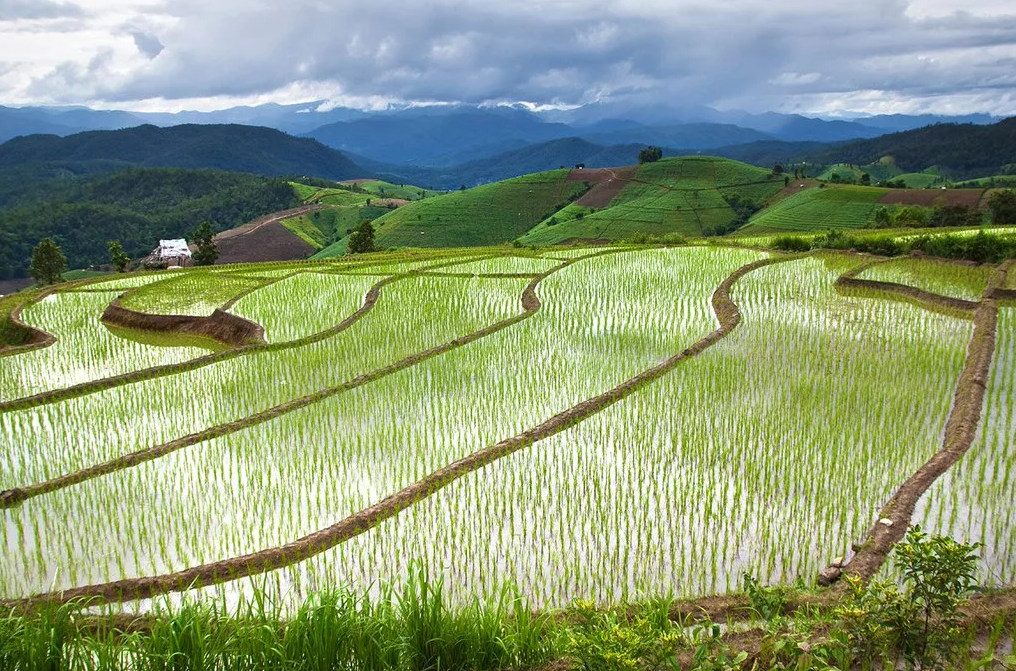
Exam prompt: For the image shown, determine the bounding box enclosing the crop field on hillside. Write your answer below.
[0,243,1010,641]
[742,185,889,232]
[521,157,784,244]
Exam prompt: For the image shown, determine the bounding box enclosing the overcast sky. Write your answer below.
[1,0,1015,116]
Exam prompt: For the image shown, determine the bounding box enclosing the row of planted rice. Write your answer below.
[165,253,973,610]
[1,246,1000,617]
[913,306,1016,586]
[0,247,754,599]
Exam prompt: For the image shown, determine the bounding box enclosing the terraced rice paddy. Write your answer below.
[0,244,1010,620]
[1,291,214,400]
[858,257,995,301]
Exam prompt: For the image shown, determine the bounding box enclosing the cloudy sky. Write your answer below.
[1,0,1015,116]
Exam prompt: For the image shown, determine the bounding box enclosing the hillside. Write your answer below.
[803,118,1016,180]
[519,157,784,245]
[739,185,890,233]
[305,109,575,166]
[372,169,588,248]
[0,168,298,279]
[0,124,366,180]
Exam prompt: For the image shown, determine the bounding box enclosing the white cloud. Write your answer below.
[0,0,1013,115]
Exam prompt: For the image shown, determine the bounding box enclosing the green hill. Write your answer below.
[0,168,298,279]
[339,180,442,201]
[0,124,366,180]
[519,157,783,245]
[739,185,889,233]
[372,169,587,248]
[804,118,1016,181]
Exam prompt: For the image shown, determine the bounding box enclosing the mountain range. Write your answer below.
[1,101,1000,168]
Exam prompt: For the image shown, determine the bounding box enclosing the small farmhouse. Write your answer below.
[143,239,193,268]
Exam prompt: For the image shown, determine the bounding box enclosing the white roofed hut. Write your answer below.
[143,239,194,269]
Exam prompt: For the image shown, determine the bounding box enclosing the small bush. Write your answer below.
[771,235,811,252]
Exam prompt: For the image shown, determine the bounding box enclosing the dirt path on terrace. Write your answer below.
[0,254,590,508]
[214,205,325,241]
[3,249,796,609]
[0,256,489,414]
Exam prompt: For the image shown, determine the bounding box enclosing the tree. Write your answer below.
[987,189,1016,224]
[30,238,66,285]
[190,220,219,266]
[347,220,377,254]
[860,173,872,186]
[107,240,130,273]
[638,146,663,164]
[772,163,784,175]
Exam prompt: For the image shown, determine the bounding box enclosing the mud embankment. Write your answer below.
[833,262,1006,586]
[834,259,979,317]
[102,301,266,348]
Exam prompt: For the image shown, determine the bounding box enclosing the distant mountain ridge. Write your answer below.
[1,101,1001,167]
[0,124,365,180]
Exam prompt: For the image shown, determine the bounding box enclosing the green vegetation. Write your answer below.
[29,238,66,285]
[190,220,219,266]
[340,179,442,201]
[107,240,130,273]
[3,151,1016,671]
[742,185,889,232]
[805,118,1016,181]
[521,157,783,245]
[859,257,994,300]
[771,227,1016,264]
[347,220,378,254]
[988,189,1016,225]
[119,271,263,316]
[0,168,299,279]
[373,169,587,248]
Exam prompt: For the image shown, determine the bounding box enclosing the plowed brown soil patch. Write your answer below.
[878,189,985,208]
[569,166,637,208]
[215,221,316,264]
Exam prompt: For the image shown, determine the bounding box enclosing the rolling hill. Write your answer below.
[802,118,1016,180]
[519,157,784,245]
[372,169,589,248]
[0,124,366,180]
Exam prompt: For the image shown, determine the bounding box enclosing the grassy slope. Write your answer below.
[520,157,782,245]
[340,180,442,201]
[740,185,890,233]
[372,170,587,248]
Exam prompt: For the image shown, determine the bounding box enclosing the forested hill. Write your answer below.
[804,118,1016,180]
[0,168,299,280]
[0,124,365,180]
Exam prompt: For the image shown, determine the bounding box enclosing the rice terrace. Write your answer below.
[2,147,1016,668]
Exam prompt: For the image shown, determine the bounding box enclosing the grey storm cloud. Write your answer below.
[0,0,83,20]
[10,0,1016,113]
[129,30,164,59]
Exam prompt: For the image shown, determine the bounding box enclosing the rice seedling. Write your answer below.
[119,273,267,316]
[230,272,378,342]
[438,256,561,275]
[911,307,1016,586]
[180,252,974,611]
[0,273,526,498]
[1,291,213,401]
[0,247,760,602]
[858,257,995,300]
